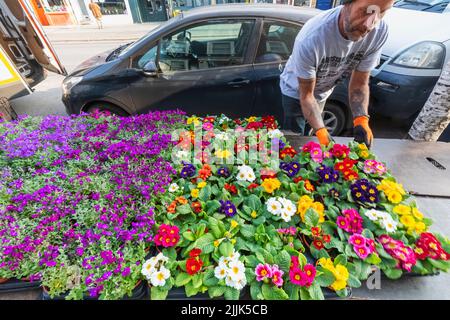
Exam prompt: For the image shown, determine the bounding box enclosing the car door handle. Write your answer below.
[227,79,250,87]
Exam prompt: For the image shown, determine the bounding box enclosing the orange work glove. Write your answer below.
[315,127,333,146]
[353,116,373,148]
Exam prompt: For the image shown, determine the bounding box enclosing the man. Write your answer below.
[88,0,103,29]
[279,0,394,148]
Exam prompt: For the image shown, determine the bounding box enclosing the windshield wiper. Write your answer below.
[106,42,133,62]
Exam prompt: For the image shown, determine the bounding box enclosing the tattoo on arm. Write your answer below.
[349,87,369,118]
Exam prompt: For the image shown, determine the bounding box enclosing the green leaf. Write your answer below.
[365,254,382,265]
[285,283,299,300]
[175,272,192,287]
[150,287,168,300]
[304,208,320,227]
[334,254,347,266]
[428,258,450,271]
[177,204,192,215]
[315,269,335,287]
[199,185,212,202]
[193,233,215,254]
[185,281,200,297]
[183,231,195,242]
[224,287,240,300]
[299,287,312,300]
[192,274,203,289]
[250,283,263,300]
[274,251,291,273]
[208,217,223,238]
[203,269,219,287]
[240,224,256,239]
[261,283,288,300]
[206,200,222,215]
[208,286,226,298]
[245,194,262,211]
[308,282,324,300]
[347,274,362,288]
[219,242,234,257]
[383,268,403,279]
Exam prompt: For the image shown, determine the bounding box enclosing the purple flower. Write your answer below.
[219,200,237,217]
[316,165,339,183]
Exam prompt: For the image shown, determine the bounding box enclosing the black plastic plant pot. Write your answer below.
[0,278,42,294]
[164,286,250,300]
[41,280,148,300]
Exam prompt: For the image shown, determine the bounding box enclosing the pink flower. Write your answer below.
[255,263,273,282]
[271,267,284,287]
[310,147,323,163]
[202,122,214,131]
[337,216,350,231]
[290,256,299,269]
[303,264,316,286]
[349,234,366,247]
[354,245,370,259]
[302,141,321,153]
[289,268,307,286]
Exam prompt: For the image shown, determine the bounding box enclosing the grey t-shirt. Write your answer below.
[280,5,388,102]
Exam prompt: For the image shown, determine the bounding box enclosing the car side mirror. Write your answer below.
[142,61,158,77]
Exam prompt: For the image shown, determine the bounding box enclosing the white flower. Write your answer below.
[150,267,170,287]
[381,217,398,233]
[214,264,228,280]
[228,250,240,262]
[168,183,179,193]
[280,210,292,222]
[225,275,237,288]
[155,252,168,263]
[365,209,381,221]
[246,171,256,182]
[219,256,231,267]
[228,260,246,282]
[268,129,283,139]
[141,260,156,279]
[376,211,390,220]
[234,278,247,290]
[216,132,230,141]
[282,199,296,216]
[236,165,256,182]
[266,197,282,216]
[176,150,190,159]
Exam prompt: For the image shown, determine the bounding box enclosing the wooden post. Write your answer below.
[408,60,450,141]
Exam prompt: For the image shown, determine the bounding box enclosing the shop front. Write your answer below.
[29,0,77,25]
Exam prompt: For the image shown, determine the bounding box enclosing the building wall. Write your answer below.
[70,0,134,25]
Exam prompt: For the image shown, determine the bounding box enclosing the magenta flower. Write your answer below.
[303,264,316,286]
[255,263,273,282]
[271,267,284,287]
[349,234,366,247]
[354,245,370,259]
[289,268,307,286]
[202,122,214,131]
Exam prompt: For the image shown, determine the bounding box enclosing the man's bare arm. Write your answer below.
[349,70,371,118]
[298,77,324,131]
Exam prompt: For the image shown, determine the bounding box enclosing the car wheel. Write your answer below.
[85,102,129,117]
[305,102,347,136]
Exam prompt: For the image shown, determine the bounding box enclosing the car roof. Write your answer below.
[180,4,320,23]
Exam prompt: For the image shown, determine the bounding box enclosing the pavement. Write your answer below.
[43,23,161,43]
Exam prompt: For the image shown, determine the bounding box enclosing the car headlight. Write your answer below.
[390,41,445,69]
[62,76,83,94]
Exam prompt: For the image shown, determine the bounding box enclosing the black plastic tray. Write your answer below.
[165,286,250,300]
[0,279,42,294]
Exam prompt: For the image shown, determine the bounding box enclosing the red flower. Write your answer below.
[204,117,215,123]
[246,122,264,130]
[234,119,242,125]
[293,176,304,183]
[312,239,325,250]
[247,183,259,190]
[260,168,277,181]
[186,257,203,275]
[343,169,359,181]
[190,178,198,184]
[331,144,350,159]
[225,183,238,195]
[189,248,202,258]
[191,201,202,213]
[323,235,331,243]
[280,147,297,159]
[311,227,321,238]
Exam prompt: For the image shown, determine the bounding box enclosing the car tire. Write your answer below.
[85,102,129,117]
[305,101,347,136]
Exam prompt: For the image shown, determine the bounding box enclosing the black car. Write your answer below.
[62,4,355,134]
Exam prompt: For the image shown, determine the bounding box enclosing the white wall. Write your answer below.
[72,0,134,25]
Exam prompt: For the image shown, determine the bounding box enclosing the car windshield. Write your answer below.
[118,15,183,58]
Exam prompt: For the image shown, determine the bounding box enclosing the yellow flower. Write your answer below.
[197,181,207,189]
[359,151,369,159]
[213,240,220,247]
[330,265,349,291]
[318,258,334,270]
[191,188,199,198]
[246,116,257,123]
[331,279,347,291]
[261,178,281,194]
[414,222,427,234]
[393,204,411,216]
[358,143,368,151]
[230,220,238,229]
[311,202,325,223]
[215,149,232,159]
[251,211,257,219]
[187,116,200,126]
[387,191,402,204]
[230,239,236,245]
[400,215,415,228]
[412,208,424,220]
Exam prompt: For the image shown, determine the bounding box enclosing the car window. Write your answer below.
[136,45,158,69]
[157,19,255,73]
[255,21,301,63]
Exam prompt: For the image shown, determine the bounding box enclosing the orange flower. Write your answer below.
[176,196,188,205]
[304,180,315,192]
[167,201,177,213]
[198,164,212,180]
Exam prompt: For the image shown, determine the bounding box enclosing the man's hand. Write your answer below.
[353,116,373,148]
[315,127,334,146]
